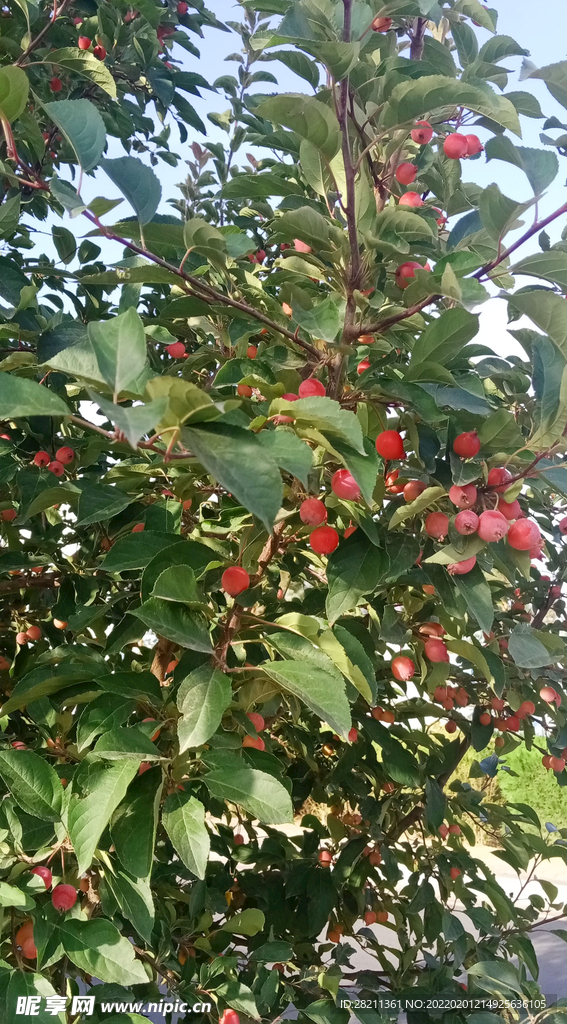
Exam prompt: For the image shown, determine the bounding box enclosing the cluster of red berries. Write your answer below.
[33,446,75,475]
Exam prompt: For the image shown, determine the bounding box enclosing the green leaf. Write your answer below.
[67,759,139,874]
[485,137,558,195]
[522,60,567,112]
[75,483,134,526]
[89,391,167,448]
[0,66,29,123]
[132,598,212,653]
[152,565,203,606]
[452,562,494,633]
[478,184,532,241]
[51,224,76,264]
[176,665,232,751]
[183,217,227,269]
[87,308,148,397]
[291,299,341,343]
[0,373,68,417]
[389,486,446,529]
[101,870,155,944]
[204,768,293,824]
[512,251,567,290]
[222,173,303,199]
[46,48,117,98]
[381,75,520,135]
[77,694,136,753]
[425,777,446,830]
[511,290,567,359]
[101,532,183,572]
[0,194,20,238]
[59,918,148,985]
[257,94,341,160]
[94,726,160,760]
[219,908,265,936]
[467,960,523,995]
[326,531,387,623]
[372,206,436,244]
[183,423,283,533]
[0,750,62,821]
[162,792,209,879]
[266,50,319,89]
[111,766,162,879]
[409,308,479,368]
[101,157,161,224]
[41,99,106,172]
[365,718,420,787]
[0,881,34,910]
[300,41,360,81]
[262,660,350,737]
[478,408,524,451]
[508,624,552,668]
[257,429,313,486]
[274,396,364,453]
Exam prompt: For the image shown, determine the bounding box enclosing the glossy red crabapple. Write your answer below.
[443,134,469,159]
[298,378,325,398]
[477,510,510,542]
[395,162,417,185]
[508,519,541,551]
[395,261,423,289]
[375,430,405,459]
[425,512,449,539]
[166,341,185,358]
[411,120,433,144]
[357,359,370,374]
[453,431,480,458]
[424,638,449,662]
[498,497,522,520]
[454,510,479,535]
[309,525,339,555]
[31,865,52,888]
[465,134,483,155]
[371,15,392,30]
[448,484,477,508]
[246,711,265,732]
[77,35,91,48]
[487,466,512,492]
[447,555,477,575]
[93,44,106,59]
[391,656,415,681]
[559,516,567,535]
[56,446,74,464]
[300,498,327,525]
[49,77,62,92]
[403,480,426,502]
[221,566,250,596]
[52,884,77,910]
[331,469,360,501]
[398,192,423,207]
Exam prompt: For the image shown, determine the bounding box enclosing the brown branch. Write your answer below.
[355,293,440,338]
[0,573,60,595]
[15,0,74,66]
[81,212,320,361]
[474,200,567,281]
[409,17,427,61]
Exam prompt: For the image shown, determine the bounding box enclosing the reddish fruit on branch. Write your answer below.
[487,466,512,493]
[348,727,358,743]
[242,735,265,751]
[448,484,477,508]
[15,921,36,959]
[246,345,257,359]
[1,509,16,521]
[318,849,333,866]
[234,834,245,846]
[77,35,91,48]
[300,498,327,525]
[453,431,480,459]
[344,524,357,538]
[166,341,185,358]
[391,656,415,681]
[48,461,64,477]
[247,711,265,732]
[375,430,405,459]
[395,162,417,185]
[93,44,106,59]
[331,469,360,501]
[477,510,509,543]
[177,1,188,10]
[438,824,449,839]
[132,523,144,533]
[281,392,298,401]
[357,358,370,375]
[424,638,449,663]
[559,516,567,535]
[454,510,479,535]
[237,384,252,398]
[448,824,461,835]
[16,632,28,645]
[447,555,476,575]
[26,626,42,641]
[49,77,62,92]
[498,497,521,520]
[508,519,541,551]
[364,910,377,925]
[449,867,461,880]
[465,134,483,156]
[404,480,426,502]
[445,720,457,733]
[399,191,423,208]
[293,238,312,253]
[385,470,404,493]
[443,134,469,159]
[52,884,77,911]
[540,685,559,704]
[219,1011,240,1024]
[411,120,433,144]
[479,712,491,726]
[395,261,423,289]
[310,525,339,555]
[359,335,375,345]
[56,446,74,464]
[221,566,250,596]
[371,15,392,30]
[425,512,449,540]
[298,378,325,398]
[31,865,52,888]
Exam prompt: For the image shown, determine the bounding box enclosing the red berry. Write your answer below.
[49,77,62,92]
[449,867,461,880]
[395,162,417,185]
[310,525,339,555]
[551,756,566,773]
[453,431,480,459]
[93,44,106,60]
[237,384,252,398]
[293,238,312,253]
[331,469,360,501]
[371,15,392,30]
[395,260,425,288]
[48,460,65,476]
[72,16,82,23]
[391,656,415,681]
[540,685,558,703]
[246,711,265,732]
[411,120,433,145]
[364,910,377,925]
[398,191,423,208]
[403,480,426,502]
[438,824,449,839]
[33,450,50,467]
[298,378,325,398]
[448,824,461,835]
[221,566,250,596]
[31,865,52,888]
[246,345,257,359]
[359,334,375,345]
[465,134,483,156]
[454,510,479,535]
[220,1011,240,1024]
[559,516,567,535]
[166,341,185,358]
[77,35,91,49]
[447,555,476,575]
[498,497,521,521]
[357,359,370,375]
[424,638,449,663]
[506,716,520,732]
[477,510,509,543]
[344,524,357,538]
[177,1,188,11]
[132,523,144,533]
[318,849,333,866]
[508,519,541,551]
[375,430,405,460]
[443,134,468,159]
[348,727,358,742]
[234,834,245,845]
[26,626,42,641]
[299,498,327,525]
[479,712,491,726]
[55,446,74,465]
[445,720,457,733]
[52,884,77,911]
[1,509,16,521]
[448,484,477,508]
[242,735,265,750]
[16,632,28,645]
[425,512,448,540]
[281,392,299,401]
[487,466,512,493]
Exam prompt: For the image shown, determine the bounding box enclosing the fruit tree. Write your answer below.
[1,0,567,1022]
